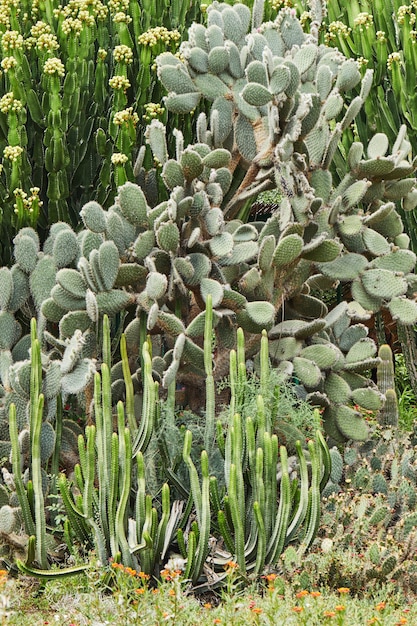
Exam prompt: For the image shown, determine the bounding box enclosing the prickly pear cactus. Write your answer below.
[154,1,417,441]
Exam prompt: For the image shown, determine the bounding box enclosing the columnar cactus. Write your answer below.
[1,2,417,444]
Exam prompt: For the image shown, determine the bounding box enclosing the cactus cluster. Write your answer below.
[156,1,417,441]
[6,311,330,585]
[311,424,417,593]
[1,2,417,443]
[0,0,204,263]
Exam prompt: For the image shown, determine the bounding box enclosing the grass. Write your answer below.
[1,559,416,625]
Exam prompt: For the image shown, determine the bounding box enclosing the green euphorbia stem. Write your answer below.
[204,294,215,455]
[120,333,136,434]
[9,404,35,537]
[32,393,47,569]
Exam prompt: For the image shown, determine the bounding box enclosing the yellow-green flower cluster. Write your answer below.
[387,51,401,69]
[376,30,386,42]
[1,56,17,72]
[0,92,23,114]
[111,152,128,165]
[13,187,42,214]
[113,12,132,23]
[138,26,181,47]
[113,44,133,64]
[356,57,369,69]
[397,5,416,25]
[97,48,107,61]
[43,57,65,76]
[269,0,294,10]
[411,29,417,42]
[299,11,311,29]
[77,10,95,26]
[3,145,23,161]
[55,0,108,22]
[0,0,18,29]
[31,20,51,38]
[36,33,59,52]
[109,75,130,91]
[61,17,83,35]
[325,21,351,43]
[143,102,165,122]
[353,12,373,30]
[113,107,139,126]
[1,30,24,52]
[108,0,129,13]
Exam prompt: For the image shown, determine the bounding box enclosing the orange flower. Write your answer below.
[204,603,212,610]
[251,607,262,615]
[137,571,150,580]
[168,588,175,597]
[263,573,277,582]
[135,588,145,595]
[292,606,303,613]
[395,619,407,625]
[296,590,309,599]
[310,591,321,598]
[213,620,222,625]
[125,567,137,577]
[337,587,350,594]
[375,602,386,611]
[152,588,159,594]
[324,611,336,618]
[335,605,346,612]
[225,560,238,569]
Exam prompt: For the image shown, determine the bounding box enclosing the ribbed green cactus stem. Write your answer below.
[58,474,92,548]
[256,394,267,446]
[266,445,291,563]
[16,559,90,580]
[228,463,246,573]
[316,427,331,492]
[229,348,237,418]
[101,314,112,373]
[120,333,136,435]
[376,344,399,427]
[218,509,235,555]
[204,294,215,455]
[154,482,171,560]
[9,403,35,537]
[298,439,322,556]
[48,396,63,528]
[183,529,197,581]
[83,425,95,521]
[253,500,266,576]
[133,451,146,546]
[259,329,269,401]
[263,432,278,540]
[191,450,211,584]
[229,329,247,416]
[254,445,265,518]
[183,430,202,524]
[286,441,309,542]
[29,318,42,451]
[376,345,395,394]
[31,391,47,568]
[93,371,109,543]
[132,342,157,456]
[115,402,133,566]
[231,412,245,522]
